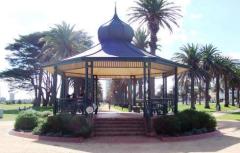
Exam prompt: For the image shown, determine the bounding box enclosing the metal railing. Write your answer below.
[56,98,84,114]
[150,98,174,115]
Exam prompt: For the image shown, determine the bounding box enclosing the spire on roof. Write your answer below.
[113,2,120,19]
[115,2,117,15]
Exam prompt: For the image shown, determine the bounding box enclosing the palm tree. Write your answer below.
[213,55,225,111]
[133,28,150,50]
[41,21,92,62]
[200,44,220,108]
[129,0,181,54]
[129,0,181,96]
[133,28,150,99]
[220,57,234,107]
[41,22,93,102]
[174,43,205,109]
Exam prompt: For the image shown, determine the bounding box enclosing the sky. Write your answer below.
[0,0,240,100]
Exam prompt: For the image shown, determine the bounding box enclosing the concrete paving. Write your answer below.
[1,120,240,153]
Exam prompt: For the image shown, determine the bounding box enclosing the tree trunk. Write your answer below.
[216,75,221,111]
[149,29,158,98]
[232,86,235,106]
[190,75,195,109]
[205,79,210,108]
[237,89,240,108]
[50,70,57,109]
[224,75,229,107]
[35,68,43,107]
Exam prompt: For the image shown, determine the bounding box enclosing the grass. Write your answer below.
[178,103,239,113]
[0,103,52,121]
[112,105,129,112]
[217,112,240,121]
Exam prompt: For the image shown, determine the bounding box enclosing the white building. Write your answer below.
[9,93,15,101]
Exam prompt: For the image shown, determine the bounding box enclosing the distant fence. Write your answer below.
[18,106,32,111]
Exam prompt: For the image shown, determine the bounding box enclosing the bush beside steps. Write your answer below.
[14,110,92,138]
[153,109,217,136]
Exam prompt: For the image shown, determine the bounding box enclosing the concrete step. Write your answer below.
[94,118,146,136]
[95,124,144,128]
[95,127,145,132]
[95,131,145,136]
[94,120,144,124]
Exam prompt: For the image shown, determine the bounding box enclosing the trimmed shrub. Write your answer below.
[14,110,38,131]
[32,113,92,137]
[177,109,198,132]
[32,118,48,135]
[69,115,92,138]
[154,109,217,136]
[36,111,52,118]
[154,115,181,136]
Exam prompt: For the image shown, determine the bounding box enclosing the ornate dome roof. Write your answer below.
[98,10,134,43]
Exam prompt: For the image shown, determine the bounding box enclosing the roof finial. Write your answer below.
[114,2,117,15]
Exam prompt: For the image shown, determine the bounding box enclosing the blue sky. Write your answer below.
[0,0,240,99]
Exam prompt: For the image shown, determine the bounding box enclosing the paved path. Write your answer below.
[1,121,240,153]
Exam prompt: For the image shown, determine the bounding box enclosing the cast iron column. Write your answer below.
[90,61,94,103]
[60,73,66,99]
[84,62,89,114]
[143,62,147,117]
[133,76,136,106]
[174,67,178,114]
[147,62,152,116]
[52,66,58,115]
[162,73,168,114]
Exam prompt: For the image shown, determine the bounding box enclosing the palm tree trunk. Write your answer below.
[190,75,195,109]
[237,88,240,108]
[224,75,229,107]
[205,79,210,108]
[232,86,235,106]
[216,75,221,111]
[149,31,157,55]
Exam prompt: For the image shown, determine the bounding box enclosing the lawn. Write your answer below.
[217,112,240,121]
[112,105,129,112]
[0,103,52,121]
[178,103,239,113]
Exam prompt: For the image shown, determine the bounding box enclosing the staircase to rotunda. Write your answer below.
[93,113,146,136]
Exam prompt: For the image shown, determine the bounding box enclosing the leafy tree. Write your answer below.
[0,33,45,106]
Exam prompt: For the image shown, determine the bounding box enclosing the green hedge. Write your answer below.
[154,109,217,136]
[32,113,92,137]
[14,110,38,131]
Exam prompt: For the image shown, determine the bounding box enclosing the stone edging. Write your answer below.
[9,130,221,143]
[9,130,84,143]
[158,130,222,142]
